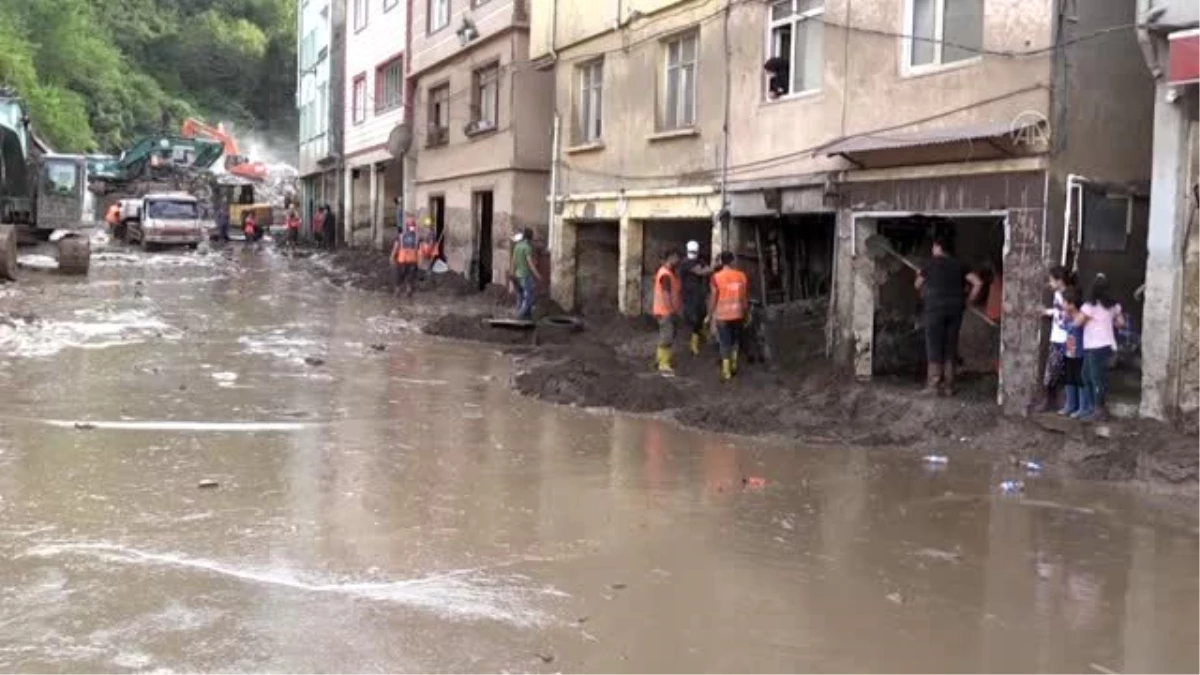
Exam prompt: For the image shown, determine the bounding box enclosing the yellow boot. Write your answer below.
[720,358,733,382]
[657,346,676,376]
[730,347,739,375]
[689,332,701,356]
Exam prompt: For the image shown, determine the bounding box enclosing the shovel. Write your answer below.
[864,234,998,328]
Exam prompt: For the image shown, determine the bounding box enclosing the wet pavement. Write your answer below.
[0,244,1196,673]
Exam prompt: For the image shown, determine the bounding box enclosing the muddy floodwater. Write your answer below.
[0,247,1196,673]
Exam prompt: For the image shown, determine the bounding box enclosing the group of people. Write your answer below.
[388,214,442,297]
[914,234,1126,421]
[651,241,751,382]
[1040,266,1125,422]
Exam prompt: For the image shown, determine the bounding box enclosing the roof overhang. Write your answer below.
[814,119,1046,170]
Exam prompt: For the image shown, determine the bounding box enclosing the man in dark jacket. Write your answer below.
[322,204,336,249]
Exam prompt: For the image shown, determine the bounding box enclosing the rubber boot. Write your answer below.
[730,347,739,375]
[720,358,733,382]
[942,360,956,397]
[689,333,701,356]
[1058,385,1079,416]
[1071,385,1094,419]
[923,362,943,395]
[657,347,675,376]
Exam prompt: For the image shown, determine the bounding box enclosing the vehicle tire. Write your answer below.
[57,236,91,276]
[0,224,16,281]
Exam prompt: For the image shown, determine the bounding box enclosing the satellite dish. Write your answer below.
[387,124,412,157]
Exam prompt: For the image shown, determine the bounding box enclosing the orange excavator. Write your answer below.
[180,118,269,182]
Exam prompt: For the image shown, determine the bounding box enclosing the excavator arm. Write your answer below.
[180,118,268,182]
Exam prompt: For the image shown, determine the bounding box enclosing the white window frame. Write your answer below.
[354,0,368,32]
[577,59,604,143]
[352,76,367,124]
[901,0,984,74]
[429,0,450,33]
[765,0,824,100]
[472,64,500,129]
[662,31,698,130]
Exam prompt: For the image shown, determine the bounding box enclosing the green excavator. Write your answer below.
[86,134,224,189]
[0,89,93,279]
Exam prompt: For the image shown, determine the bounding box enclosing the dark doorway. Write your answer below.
[429,194,446,260]
[574,221,620,313]
[472,190,494,290]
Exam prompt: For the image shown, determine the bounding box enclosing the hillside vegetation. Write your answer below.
[0,0,296,155]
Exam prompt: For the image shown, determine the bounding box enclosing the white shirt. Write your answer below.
[1049,290,1068,344]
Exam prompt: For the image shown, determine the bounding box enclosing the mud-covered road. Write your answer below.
[0,243,1196,672]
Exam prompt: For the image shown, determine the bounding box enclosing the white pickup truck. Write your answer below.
[122,193,206,250]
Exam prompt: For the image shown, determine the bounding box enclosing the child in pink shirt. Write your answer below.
[1073,275,1125,421]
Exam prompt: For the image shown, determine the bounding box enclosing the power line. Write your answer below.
[560,83,1048,182]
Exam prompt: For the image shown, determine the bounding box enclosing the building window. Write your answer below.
[576,59,603,143]
[375,57,404,113]
[470,64,499,131]
[906,0,983,70]
[767,0,824,98]
[352,75,367,124]
[384,0,399,10]
[427,83,450,147]
[429,0,450,33]
[317,82,328,135]
[662,31,698,129]
[353,0,368,32]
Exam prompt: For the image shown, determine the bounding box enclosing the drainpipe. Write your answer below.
[1063,173,1090,269]
[549,112,559,220]
[718,0,732,249]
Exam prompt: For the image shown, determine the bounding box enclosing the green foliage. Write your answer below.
[0,0,295,154]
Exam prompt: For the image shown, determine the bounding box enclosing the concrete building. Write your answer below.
[532,0,1159,412]
[297,0,346,241]
[1136,0,1198,423]
[408,0,554,289]
[343,0,408,249]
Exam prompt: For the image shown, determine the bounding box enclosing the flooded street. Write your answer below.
[0,247,1196,673]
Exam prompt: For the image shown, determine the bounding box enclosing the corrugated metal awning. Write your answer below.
[815,120,1036,157]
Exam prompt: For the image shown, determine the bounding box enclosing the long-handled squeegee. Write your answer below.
[864,234,998,328]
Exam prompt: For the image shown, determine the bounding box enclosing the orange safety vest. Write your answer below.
[395,230,419,264]
[418,240,440,260]
[711,267,748,321]
[652,264,682,318]
[105,204,120,225]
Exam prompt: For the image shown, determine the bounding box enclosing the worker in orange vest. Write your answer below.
[242,211,257,244]
[417,227,441,278]
[104,203,123,240]
[391,217,420,297]
[652,248,683,376]
[708,251,750,382]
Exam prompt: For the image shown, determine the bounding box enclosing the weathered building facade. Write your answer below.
[408,0,553,289]
[343,0,409,250]
[533,0,1158,412]
[1136,0,1198,423]
[298,0,347,241]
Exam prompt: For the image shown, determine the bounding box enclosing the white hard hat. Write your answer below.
[686,240,700,253]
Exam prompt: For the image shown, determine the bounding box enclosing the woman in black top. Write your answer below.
[914,236,983,395]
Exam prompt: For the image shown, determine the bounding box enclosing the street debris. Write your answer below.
[922,454,949,464]
[197,479,220,489]
[1020,460,1043,473]
[886,592,904,605]
[73,421,96,430]
[369,343,387,351]
[304,356,326,367]
[534,651,555,664]
[609,582,627,590]
[999,480,1025,494]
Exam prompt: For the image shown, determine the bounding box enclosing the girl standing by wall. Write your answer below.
[1073,275,1125,421]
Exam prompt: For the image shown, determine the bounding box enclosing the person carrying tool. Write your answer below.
[652,248,683,376]
[679,240,712,356]
[418,227,441,279]
[391,217,420,297]
[708,251,749,382]
[914,235,984,396]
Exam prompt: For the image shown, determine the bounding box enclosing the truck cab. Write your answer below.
[126,192,205,250]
